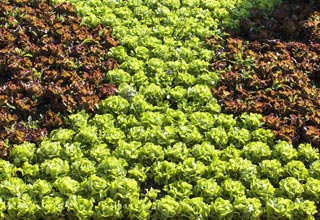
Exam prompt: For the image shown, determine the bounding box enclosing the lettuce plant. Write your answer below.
[74,125,98,144]
[211,197,234,220]
[128,163,149,183]
[165,142,190,163]
[151,126,177,145]
[277,177,304,199]
[220,144,241,161]
[152,161,177,185]
[153,195,181,219]
[179,197,210,219]
[222,178,246,201]
[40,158,70,179]
[163,180,193,200]
[137,142,165,165]
[0,160,16,179]
[65,195,94,220]
[258,159,284,184]
[187,84,212,103]
[249,178,276,201]
[20,162,40,183]
[97,156,128,179]
[272,141,298,163]
[129,94,155,114]
[266,197,295,220]
[140,111,164,127]
[37,140,62,160]
[89,143,111,163]
[50,128,75,143]
[0,177,29,199]
[99,96,130,115]
[81,174,108,200]
[212,113,237,130]
[145,187,160,201]
[177,157,207,182]
[163,108,187,126]
[309,160,320,179]
[193,178,221,202]
[227,157,257,186]
[53,176,80,196]
[10,142,35,165]
[89,114,115,131]
[0,199,5,219]
[242,141,272,164]
[62,142,84,162]
[101,127,126,145]
[113,140,141,162]
[67,110,89,129]
[108,44,128,60]
[31,179,52,199]
[234,196,263,220]
[205,126,229,148]
[304,177,320,201]
[125,198,152,220]
[238,112,263,130]
[188,59,210,74]
[140,83,164,105]
[297,143,319,164]
[189,111,214,131]
[284,160,309,181]
[250,128,275,146]
[177,124,203,144]
[208,158,229,180]
[191,141,220,164]
[228,127,251,148]
[106,68,131,85]
[108,177,140,203]
[152,44,172,60]
[94,198,123,219]
[147,58,166,74]
[70,158,96,180]
[41,195,65,218]
[292,198,317,220]
[116,113,139,129]
[117,83,137,104]
[203,98,221,114]
[7,194,38,220]
[133,46,149,60]
[128,126,147,142]
[131,69,149,86]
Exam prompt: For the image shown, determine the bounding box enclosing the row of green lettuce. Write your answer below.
[1,0,319,219]
[1,104,320,219]
[2,105,319,219]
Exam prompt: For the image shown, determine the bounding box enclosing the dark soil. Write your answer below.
[0,0,118,158]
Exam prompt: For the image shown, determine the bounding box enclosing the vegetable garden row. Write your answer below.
[0,0,319,219]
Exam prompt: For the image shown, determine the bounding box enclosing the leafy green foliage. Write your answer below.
[7,194,38,220]
[65,195,94,219]
[94,198,123,219]
[278,177,303,199]
[1,0,319,219]
[211,197,234,219]
[41,195,65,218]
[10,142,36,165]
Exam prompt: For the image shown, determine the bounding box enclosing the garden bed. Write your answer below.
[0,0,319,219]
